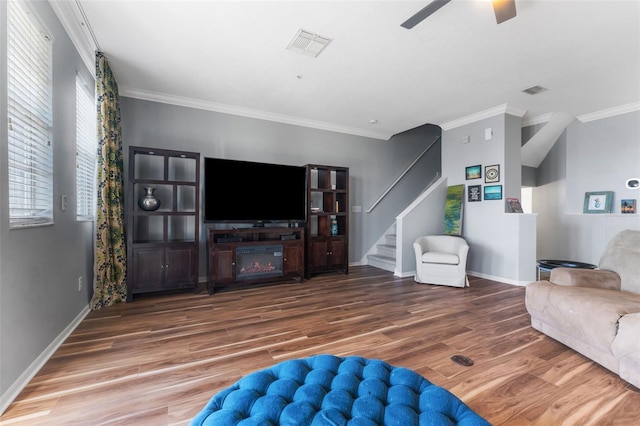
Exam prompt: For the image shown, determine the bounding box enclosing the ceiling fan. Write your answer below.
[401,0,517,29]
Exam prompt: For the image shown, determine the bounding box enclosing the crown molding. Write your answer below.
[522,113,553,128]
[577,102,640,123]
[120,87,392,140]
[440,103,527,131]
[46,1,391,141]
[49,0,96,75]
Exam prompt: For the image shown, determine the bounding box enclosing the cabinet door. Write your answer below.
[165,246,197,287]
[214,246,235,283]
[132,247,164,291]
[309,239,329,270]
[328,239,346,268]
[283,243,303,277]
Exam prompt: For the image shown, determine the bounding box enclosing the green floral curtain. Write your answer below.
[91,51,127,309]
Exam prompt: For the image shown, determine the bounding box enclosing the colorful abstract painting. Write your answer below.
[444,184,464,235]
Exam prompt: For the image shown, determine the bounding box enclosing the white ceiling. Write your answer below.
[52,0,640,140]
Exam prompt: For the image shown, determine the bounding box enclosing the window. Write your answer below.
[7,0,54,227]
[76,74,97,220]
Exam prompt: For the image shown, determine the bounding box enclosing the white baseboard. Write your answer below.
[467,270,529,287]
[394,270,415,278]
[0,304,91,416]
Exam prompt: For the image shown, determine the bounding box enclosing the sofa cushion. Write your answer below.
[421,252,459,265]
[550,268,620,291]
[599,229,640,294]
[526,281,640,352]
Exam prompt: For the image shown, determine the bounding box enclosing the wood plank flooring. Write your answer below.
[2,266,638,425]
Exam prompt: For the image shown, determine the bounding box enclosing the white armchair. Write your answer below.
[413,235,469,287]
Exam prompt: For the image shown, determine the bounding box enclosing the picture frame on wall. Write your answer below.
[468,185,481,202]
[484,185,502,200]
[621,199,636,214]
[465,165,481,180]
[583,191,614,214]
[484,164,500,183]
[444,184,465,236]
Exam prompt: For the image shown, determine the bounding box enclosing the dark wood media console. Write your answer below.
[207,227,305,294]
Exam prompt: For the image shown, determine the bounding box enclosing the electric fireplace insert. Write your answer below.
[236,245,284,280]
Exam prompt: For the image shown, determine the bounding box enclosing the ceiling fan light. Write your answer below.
[492,0,517,25]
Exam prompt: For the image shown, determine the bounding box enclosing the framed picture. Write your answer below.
[484,164,500,183]
[484,185,502,200]
[583,191,614,213]
[444,184,464,236]
[621,199,636,214]
[468,185,481,202]
[506,197,524,213]
[465,165,481,180]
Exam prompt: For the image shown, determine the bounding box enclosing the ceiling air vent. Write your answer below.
[287,29,331,58]
[522,85,548,95]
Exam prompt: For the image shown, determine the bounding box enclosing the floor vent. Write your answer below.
[451,354,474,367]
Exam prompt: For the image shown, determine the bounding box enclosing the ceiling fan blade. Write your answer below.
[401,0,451,29]
[492,0,517,24]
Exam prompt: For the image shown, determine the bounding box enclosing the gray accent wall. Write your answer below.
[0,0,95,411]
[119,98,441,277]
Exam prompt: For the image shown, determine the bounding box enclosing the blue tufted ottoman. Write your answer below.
[190,354,490,426]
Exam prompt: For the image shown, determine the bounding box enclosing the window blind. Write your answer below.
[7,0,54,227]
[76,74,97,220]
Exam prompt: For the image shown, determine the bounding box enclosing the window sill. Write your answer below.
[10,221,54,230]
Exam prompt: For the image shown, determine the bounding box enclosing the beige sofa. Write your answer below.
[525,229,640,389]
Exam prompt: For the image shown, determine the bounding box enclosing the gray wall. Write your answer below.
[532,111,640,264]
[119,98,441,277]
[442,113,536,284]
[0,0,95,410]
[439,109,640,284]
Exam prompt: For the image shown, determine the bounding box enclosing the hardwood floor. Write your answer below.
[2,266,638,425]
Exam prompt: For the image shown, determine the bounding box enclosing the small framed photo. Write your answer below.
[484,185,502,200]
[465,165,481,180]
[506,197,524,213]
[468,185,482,202]
[583,191,614,214]
[484,164,500,183]
[621,199,636,214]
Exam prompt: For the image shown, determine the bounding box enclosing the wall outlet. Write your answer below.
[78,276,83,291]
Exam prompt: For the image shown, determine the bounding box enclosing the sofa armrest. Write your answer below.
[550,267,621,290]
[612,311,640,389]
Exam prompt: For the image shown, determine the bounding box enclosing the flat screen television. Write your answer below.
[204,157,306,224]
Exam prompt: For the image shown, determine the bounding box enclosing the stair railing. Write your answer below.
[366,135,441,213]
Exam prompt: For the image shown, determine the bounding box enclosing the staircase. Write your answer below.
[366,223,397,273]
[363,135,441,276]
